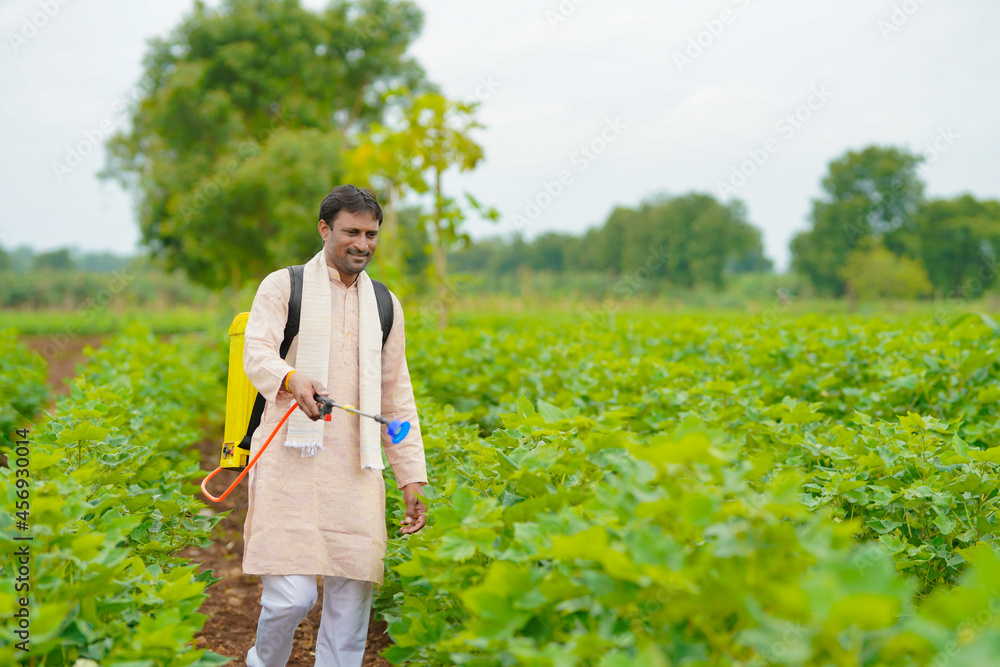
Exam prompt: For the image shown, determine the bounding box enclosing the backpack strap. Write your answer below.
[239,266,305,450]
[280,265,304,358]
[371,278,394,348]
[239,268,393,450]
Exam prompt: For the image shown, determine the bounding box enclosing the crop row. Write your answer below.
[0,330,48,451]
[5,308,1000,665]
[374,311,1000,665]
[0,325,227,665]
[404,312,1000,590]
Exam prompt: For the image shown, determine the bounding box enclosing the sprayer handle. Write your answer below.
[314,393,335,416]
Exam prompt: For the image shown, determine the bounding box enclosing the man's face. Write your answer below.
[319,210,379,279]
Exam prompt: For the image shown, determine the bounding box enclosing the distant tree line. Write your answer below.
[791,145,1000,299]
[0,247,131,274]
[0,247,214,309]
[451,193,772,289]
[453,145,1000,302]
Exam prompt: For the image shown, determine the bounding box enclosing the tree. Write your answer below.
[346,91,498,326]
[77,251,132,272]
[342,101,432,296]
[526,232,578,272]
[396,205,431,282]
[33,249,74,271]
[580,193,768,289]
[337,88,499,325]
[838,237,932,302]
[891,195,1000,297]
[791,146,924,295]
[103,0,428,293]
[387,91,497,328]
[451,193,769,291]
[579,206,630,274]
[164,128,347,291]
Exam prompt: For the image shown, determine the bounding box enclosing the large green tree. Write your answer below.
[892,195,1000,297]
[103,0,428,292]
[791,145,924,296]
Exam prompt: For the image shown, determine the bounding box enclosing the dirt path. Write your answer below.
[24,332,393,665]
[22,333,108,396]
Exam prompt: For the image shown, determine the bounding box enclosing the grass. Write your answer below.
[4,292,999,337]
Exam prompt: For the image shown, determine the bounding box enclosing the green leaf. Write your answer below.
[969,448,1000,464]
[57,422,110,445]
[537,399,569,423]
[515,394,536,418]
[436,533,477,561]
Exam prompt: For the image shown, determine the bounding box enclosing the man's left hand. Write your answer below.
[400,482,427,534]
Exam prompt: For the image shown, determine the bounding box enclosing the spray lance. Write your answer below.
[201,394,410,503]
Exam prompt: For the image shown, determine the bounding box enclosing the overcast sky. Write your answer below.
[2,0,998,270]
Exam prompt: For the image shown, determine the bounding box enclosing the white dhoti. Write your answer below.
[246,574,373,667]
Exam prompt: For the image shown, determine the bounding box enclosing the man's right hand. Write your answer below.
[286,372,329,420]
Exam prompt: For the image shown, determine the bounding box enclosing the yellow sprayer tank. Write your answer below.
[220,312,256,471]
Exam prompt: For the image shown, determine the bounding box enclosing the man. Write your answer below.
[241,184,428,666]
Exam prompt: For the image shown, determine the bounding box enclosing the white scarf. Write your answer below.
[283,250,384,470]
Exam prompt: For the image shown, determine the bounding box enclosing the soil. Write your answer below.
[24,333,394,666]
[22,333,109,396]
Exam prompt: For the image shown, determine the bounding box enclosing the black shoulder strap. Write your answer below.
[282,266,391,351]
[239,269,394,450]
[281,265,304,358]
[371,278,394,348]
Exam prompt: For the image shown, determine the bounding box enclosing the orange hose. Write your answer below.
[201,403,301,503]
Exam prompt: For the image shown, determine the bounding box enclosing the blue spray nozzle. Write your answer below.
[388,420,410,444]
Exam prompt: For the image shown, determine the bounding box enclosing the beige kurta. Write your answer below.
[241,264,428,585]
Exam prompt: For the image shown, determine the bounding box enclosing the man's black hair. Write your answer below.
[318,184,384,227]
